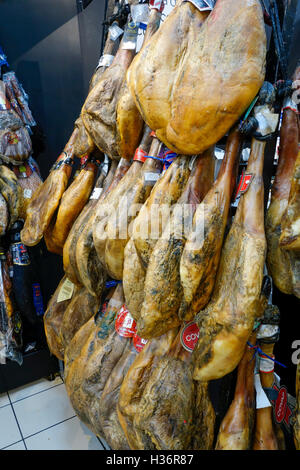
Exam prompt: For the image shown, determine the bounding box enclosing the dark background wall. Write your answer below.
[0,0,107,303]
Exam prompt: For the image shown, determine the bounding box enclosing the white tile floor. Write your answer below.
[0,374,109,450]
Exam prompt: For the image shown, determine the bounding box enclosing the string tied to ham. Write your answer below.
[247,341,287,369]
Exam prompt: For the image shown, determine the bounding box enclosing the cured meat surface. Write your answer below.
[0,193,8,235]
[215,333,256,450]
[13,162,43,221]
[266,97,300,298]
[21,130,78,246]
[60,287,100,350]
[63,160,117,285]
[123,239,146,322]
[116,7,162,161]
[44,156,99,254]
[128,0,266,155]
[75,157,132,296]
[192,136,267,382]
[82,19,137,159]
[104,138,163,280]
[64,284,124,432]
[98,340,138,450]
[118,328,179,450]
[179,128,242,322]
[137,149,215,339]
[44,276,79,361]
[133,330,215,450]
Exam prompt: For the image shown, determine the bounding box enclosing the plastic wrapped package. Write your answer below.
[0,246,22,365]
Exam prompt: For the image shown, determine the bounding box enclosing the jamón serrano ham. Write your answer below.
[98,340,138,450]
[192,95,271,382]
[266,80,300,298]
[132,154,191,268]
[104,138,164,280]
[44,276,79,361]
[82,16,138,160]
[92,127,153,269]
[253,306,281,450]
[123,239,146,322]
[137,149,215,339]
[215,332,256,450]
[74,156,132,296]
[294,363,300,450]
[64,284,125,432]
[117,328,179,450]
[133,329,215,450]
[179,128,242,322]
[0,164,23,229]
[60,286,100,351]
[116,4,163,161]
[44,155,100,255]
[124,154,191,320]
[127,0,266,155]
[21,129,78,246]
[63,160,117,285]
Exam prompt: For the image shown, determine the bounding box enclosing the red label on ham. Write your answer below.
[275,386,288,424]
[180,322,200,352]
[115,305,137,338]
[133,333,148,353]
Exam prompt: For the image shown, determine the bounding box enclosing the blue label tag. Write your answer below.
[105,280,122,289]
[32,283,44,316]
[139,22,147,31]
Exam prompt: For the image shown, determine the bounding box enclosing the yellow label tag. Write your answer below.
[57,278,74,303]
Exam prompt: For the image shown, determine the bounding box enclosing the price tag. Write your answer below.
[183,0,216,11]
[144,171,160,185]
[97,54,114,69]
[115,305,137,338]
[23,188,32,199]
[57,278,75,303]
[109,23,124,42]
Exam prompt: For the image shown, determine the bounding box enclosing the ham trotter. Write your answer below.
[179,127,242,322]
[127,0,266,155]
[215,332,257,450]
[116,3,163,161]
[21,129,78,246]
[192,84,278,382]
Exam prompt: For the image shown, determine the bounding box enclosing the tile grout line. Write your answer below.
[8,380,64,405]
[22,414,77,442]
[7,393,27,450]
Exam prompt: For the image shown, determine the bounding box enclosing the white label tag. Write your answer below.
[183,0,216,11]
[109,24,124,42]
[259,355,275,373]
[254,373,272,409]
[144,172,160,184]
[57,278,74,303]
[283,97,298,113]
[89,187,103,200]
[131,4,150,23]
[97,54,114,69]
[23,188,32,199]
[257,324,280,340]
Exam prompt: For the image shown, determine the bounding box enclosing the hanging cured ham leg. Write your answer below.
[127,0,266,155]
[192,85,278,382]
[124,155,191,320]
[215,332,256,450]
[104,137,164,280]
[133,329,215,450]
[179,127,242,322]
[117,328,179,450]
[92,126,153,270]
[44,154,101,255]
[21,129,78,246]
[63,160,117,285]
[82,13,138,160]
[137,149,215,339]
[116,2,163,161]
[266,69,300,298]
